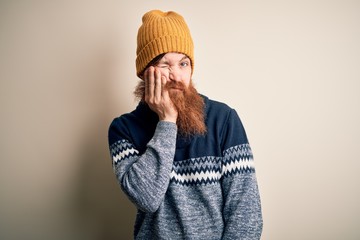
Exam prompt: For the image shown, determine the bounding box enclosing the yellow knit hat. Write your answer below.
[136,10,194,77]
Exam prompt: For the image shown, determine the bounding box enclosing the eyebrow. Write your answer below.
[158,55,190,65]
[180,56,190,61]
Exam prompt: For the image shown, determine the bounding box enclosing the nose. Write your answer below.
[168,67,181,82]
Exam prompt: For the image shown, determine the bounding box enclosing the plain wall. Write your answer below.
[1,0,359,239]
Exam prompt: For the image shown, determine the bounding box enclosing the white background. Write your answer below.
[1,0,359,239]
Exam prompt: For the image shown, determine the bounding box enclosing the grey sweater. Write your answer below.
[108,96,263,239]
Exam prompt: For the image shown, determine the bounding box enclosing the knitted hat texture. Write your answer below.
[136,10,194,77]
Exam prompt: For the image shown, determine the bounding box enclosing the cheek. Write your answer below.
[157,68,170,78]
[183,70,192,86]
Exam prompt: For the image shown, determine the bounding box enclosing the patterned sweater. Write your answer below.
[108,95,263,240]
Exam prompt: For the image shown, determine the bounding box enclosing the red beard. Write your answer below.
[167,81,206,137]
[134,81,207,137]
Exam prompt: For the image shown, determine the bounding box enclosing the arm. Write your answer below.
[109,120,177,213]
[109,66,178,213]
[221,109,263,240]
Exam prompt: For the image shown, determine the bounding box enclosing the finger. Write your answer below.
[146,67,155,101]
[144,68,149,100]
[161,76,168,98]
[154,68,162,101]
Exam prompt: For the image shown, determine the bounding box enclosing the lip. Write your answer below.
[170,88,184,91]
[169,86,184,90]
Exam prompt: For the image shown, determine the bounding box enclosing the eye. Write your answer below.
[180,61,190,67]
[157,64,169,69]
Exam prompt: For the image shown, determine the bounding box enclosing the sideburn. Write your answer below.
[134,80,145,102]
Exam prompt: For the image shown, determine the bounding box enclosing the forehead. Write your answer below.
[160,52,189,62]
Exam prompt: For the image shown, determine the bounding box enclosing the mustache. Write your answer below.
[165,81,186,90]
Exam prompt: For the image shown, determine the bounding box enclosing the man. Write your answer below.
[108,9,263,239]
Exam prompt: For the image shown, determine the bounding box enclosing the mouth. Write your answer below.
[166,82,186,92]
[168,86,184,91]
[169,88,184,92]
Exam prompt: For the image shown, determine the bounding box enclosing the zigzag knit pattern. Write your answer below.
[171,143,255,186]
[171,156,222,185]
[222,143,255,177]
[110,139,139,164]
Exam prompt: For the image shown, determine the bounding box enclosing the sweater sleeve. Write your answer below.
[108,120,177,213]
[220,109,263,240]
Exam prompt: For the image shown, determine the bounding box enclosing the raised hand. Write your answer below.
[144,66,178,123]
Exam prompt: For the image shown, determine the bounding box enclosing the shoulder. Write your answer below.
[201,95,248,146]
[108,102,158,146]
[110,102,158,128]
[202,95,236,121]
[202,94,232,111]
